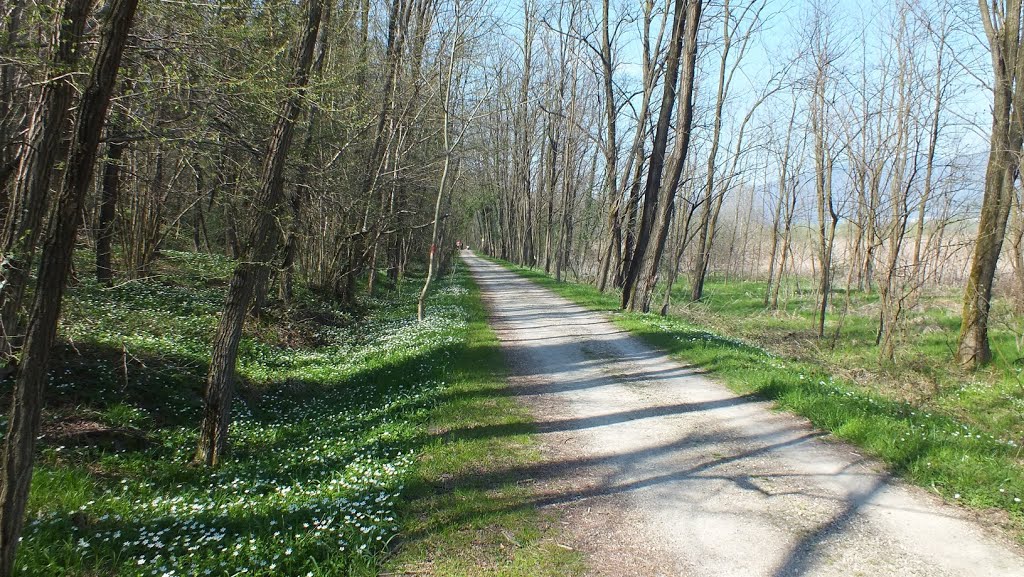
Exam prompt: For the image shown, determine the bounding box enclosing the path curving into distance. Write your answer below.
[462,251,1024,577]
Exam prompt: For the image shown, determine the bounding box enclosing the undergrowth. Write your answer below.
[7,251,576,576]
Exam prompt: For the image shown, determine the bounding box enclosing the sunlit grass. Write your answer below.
[668,276,1024,443]
[384,265,585,576]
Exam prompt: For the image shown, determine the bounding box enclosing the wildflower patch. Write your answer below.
[17,251,471,576]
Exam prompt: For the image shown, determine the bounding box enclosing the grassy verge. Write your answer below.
[486,257,1024,535]
[9,251,580,576]
[383,269,584,577]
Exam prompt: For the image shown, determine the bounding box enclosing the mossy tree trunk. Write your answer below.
[957,0,1024,368]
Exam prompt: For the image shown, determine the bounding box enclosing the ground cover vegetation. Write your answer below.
[12,251,577,576]
[23,250,460,576]
[1,0,492,572]
[491,258,1024,537]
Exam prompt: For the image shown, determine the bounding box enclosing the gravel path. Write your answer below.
[463,252,1024,577]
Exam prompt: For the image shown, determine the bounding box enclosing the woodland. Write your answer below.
[2,0,1024,574]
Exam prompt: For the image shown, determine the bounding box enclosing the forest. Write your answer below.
[2,0,1024,574]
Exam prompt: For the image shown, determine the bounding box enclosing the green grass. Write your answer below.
[666,277,1024,442]
[383,269,584,577]
[486,258,1024,535]
[7,251,580,576]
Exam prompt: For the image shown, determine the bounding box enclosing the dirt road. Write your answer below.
[463,252,1024,577]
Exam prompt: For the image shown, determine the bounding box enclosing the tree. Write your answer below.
[876,4,924,361]
[620,0,697,310]
[764,97,799,309]
[806,3,842,338]
[96,81,131,286]
[595,0,619,291]
[956,0,1024,368]
[689,0,766,302]
[196,0,325,466]
[0,0,92,377]
[633,0,704,313]
[0,0,139,572]
[419,0,479,321]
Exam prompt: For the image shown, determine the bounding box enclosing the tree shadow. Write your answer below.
[451,255,960,575]
[438,393,761,441]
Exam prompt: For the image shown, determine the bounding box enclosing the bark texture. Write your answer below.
[957,0,1024,368]
[620,0,689,311]
[0,0,91,372]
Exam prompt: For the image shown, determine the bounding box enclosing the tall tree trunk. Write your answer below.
[196,0,324,466]
[633,0,703,313]
[620,0,691,310]
[0,0,28,203]
[764,126,791,307]
[913,14,947,279]
[595,0,619,292]
[282,8,332,304]
[878,16,917,361]
[418,1,463,320]
[96,78,130,285]
[618,146,646,288]
[957,0,1024,368]
[96,108,128,286]
[614,0,663,290]
[689,0,732,302]
[0,0,138,573]
[810,13,838,338]
[543,119,557,274]
[0,0,91,372]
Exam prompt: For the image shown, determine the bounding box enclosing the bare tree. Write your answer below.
[632,0,703,313]
[420,0,482,320]
[690,0,767,302]
[765,97,799,308]
[876,5,922,361]
[806,4,842,338]
[621,0,703,311]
